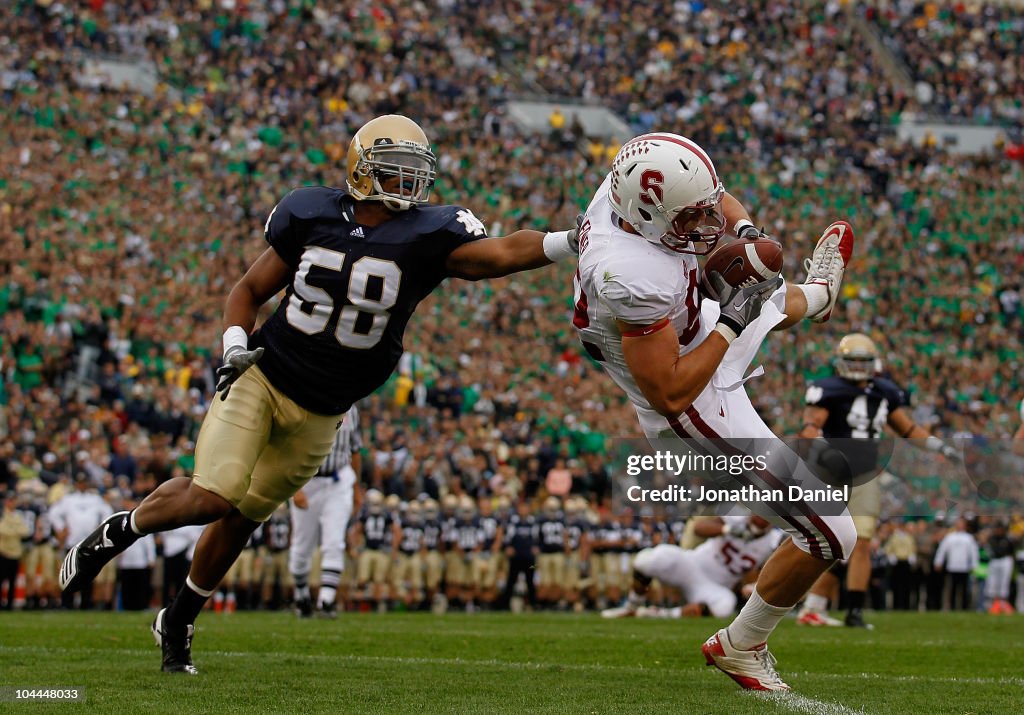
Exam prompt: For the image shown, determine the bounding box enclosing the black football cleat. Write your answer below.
[152,608,198,674]
[60,511,133,593]
[295,596,314,618]
[844,611,875,630]
[316,601,338,619]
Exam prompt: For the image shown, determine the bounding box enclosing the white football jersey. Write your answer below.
[573,175,713,413]
[689,516,783,588]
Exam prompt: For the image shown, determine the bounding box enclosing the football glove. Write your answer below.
[737,223,779,245]
[215,345,264,400]
[711,272,782,338]
[565,213,585,253]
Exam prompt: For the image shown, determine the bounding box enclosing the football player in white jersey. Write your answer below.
[602,515,781,619]
[572,133,858,691]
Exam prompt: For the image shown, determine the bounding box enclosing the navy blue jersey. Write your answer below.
[398,523,424,555]
[477,515,501,550]
[251,187,485,415]
[805,376,909,476]
[566,519,588,551]
[361,512,393,550]
[265,511,291,552]
[538,517,566,553]
[504,514,538,558]
[422,519,443,550]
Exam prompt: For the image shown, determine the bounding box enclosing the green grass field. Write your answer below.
[1,611,1020,714]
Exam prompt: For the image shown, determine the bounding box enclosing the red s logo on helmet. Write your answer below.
[639,170,664,206]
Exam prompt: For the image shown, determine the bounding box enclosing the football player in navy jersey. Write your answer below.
[58,114,580,674]
[796,334,959,629]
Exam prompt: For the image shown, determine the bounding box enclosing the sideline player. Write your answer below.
[795,334,959,629]
[602,515,781,619]
[571,132,857,691]
[289,405,361,618]
[59,114,580,674]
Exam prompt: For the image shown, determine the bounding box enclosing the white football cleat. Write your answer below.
[600,604,637,619]
[702,628,790,691]
[803,220,855,322]
[796,609,843,627]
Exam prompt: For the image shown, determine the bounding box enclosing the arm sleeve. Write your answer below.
[440,206,488,257]
[264,191,305,268]
[804,382,827,406]
[933,537,948,568]
[597,276,677,325]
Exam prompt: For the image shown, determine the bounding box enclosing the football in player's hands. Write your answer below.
[700,236,783,300]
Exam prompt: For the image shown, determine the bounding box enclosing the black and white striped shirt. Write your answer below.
[317,405,362,476]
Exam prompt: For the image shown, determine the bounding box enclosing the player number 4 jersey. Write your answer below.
[572,175,713,413]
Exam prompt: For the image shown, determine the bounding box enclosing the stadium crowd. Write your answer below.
[2,0,1023,615]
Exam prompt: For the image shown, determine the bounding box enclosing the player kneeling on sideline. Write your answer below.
[603,515,780,619]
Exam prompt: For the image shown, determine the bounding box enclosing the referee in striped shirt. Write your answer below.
[288,405,362,617]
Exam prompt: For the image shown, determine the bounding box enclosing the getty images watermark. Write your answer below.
[610,436,1024,519]
[624,450,849,505]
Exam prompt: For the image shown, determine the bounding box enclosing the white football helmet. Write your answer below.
[608,133,725,254]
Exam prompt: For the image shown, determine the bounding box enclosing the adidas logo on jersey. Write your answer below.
[350,227,365,237]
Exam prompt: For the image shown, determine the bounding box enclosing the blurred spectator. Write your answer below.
[933,517,980,610]
[0,490,30,608]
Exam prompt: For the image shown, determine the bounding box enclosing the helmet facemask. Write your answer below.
[353,142,437,211]
[657,183,726,254]
[835,334,880,381]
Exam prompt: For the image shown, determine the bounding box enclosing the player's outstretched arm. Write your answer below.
[445,228,578,280]
[888,408,959,462]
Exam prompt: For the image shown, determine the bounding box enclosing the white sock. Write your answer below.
[803,593,829,613]
[726,589,791,650]
[294,584,311,601]
[627,590,645,608]
[797,283,829,316]
[318,586,336,607]
[129,510,145,536]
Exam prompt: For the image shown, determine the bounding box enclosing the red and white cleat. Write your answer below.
[796,609,843,627]
[803,220,855,322]
[702,629,791,691]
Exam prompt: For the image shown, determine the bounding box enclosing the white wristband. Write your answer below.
[924,435,945,453]
[222,326,249,358]
[543,231,575,263]
[713,323,737,345]
[733,218,754,236]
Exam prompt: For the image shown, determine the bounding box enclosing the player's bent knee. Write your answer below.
[187,483,234,523]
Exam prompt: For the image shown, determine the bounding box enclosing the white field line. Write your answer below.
[2,645,1021,688]
[760,692,867,715]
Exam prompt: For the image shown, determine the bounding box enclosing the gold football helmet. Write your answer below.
[835,333,879,381]
[346,115,437,211]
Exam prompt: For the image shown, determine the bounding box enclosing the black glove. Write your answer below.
[215,345,264,400]
[710,272,782,338]
[737,223,776,244]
